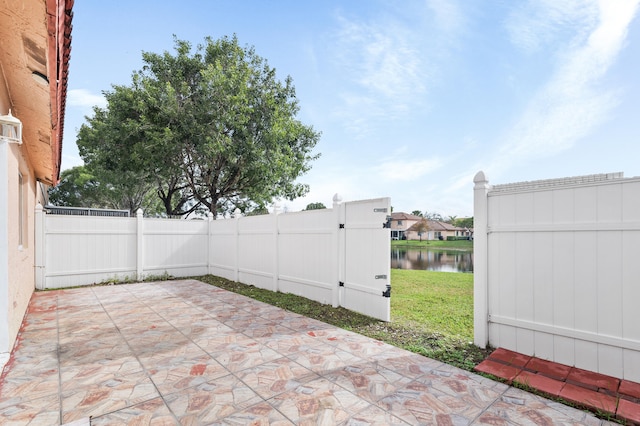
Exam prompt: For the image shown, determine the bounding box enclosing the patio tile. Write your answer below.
[268,376,371,425]
[89,396,177,425]
[142,353,228,395]
[477,386,608,426]
[339,403,411,425]
[323,360,412,404]
[163,375,262,425]
[0,280,621,425]
[234,356,320,399]
[61,370,159,423]
[60,357,144,386]
[167,317,232,336]
[280,316,339,332]
[0,371,59,403]
[286,344,365,374]
[213,400,295,425]
[377,378,490,425]
[212,339,282,372]
[192,330,257,354]
[262,331,327,353]
[238,321,295,339]
[370,351,445,380]
[58,341,132,367]
[0,393,60,425]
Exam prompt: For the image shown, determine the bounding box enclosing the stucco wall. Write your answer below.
[6,142,37,352]
[1,88,38,353]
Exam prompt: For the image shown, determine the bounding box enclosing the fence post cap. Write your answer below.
[136,209,143,217]
[272,202,281,214]
[332,193,343,204]
[35,203,43,212]
[233,208,242,218]
[207,212,214,221]
[473,171,487,182]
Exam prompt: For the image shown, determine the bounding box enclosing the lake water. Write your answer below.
[391,248,474,273]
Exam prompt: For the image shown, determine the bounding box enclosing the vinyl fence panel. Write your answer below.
[277,208,337,306]
[36,211,137,289]
[143,217,209,278]
[474,171,640,382]
[35,197,392,321]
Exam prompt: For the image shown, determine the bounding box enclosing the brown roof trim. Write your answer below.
[46,0,73,184]
[390,212,423,221]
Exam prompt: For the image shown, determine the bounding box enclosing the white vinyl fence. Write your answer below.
[474,171,640,382]
[35,196,392,321]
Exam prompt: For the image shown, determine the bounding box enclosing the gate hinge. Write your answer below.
[339,281,344,287]
[339,223,345,229]
[382,284,391,298]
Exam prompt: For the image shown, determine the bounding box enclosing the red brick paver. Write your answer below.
[618,398,640,425]
[567,366,620,393]
[473,358,520,382]
[488,347,531,368]
[525,356,571,381]
[475,347,640,424]
[560,383,618,414]
[514,370,564,397]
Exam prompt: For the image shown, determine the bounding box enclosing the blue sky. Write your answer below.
[63,1,640,217]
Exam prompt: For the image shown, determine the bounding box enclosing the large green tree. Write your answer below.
[49,165,162,214]
[76,35,320,217]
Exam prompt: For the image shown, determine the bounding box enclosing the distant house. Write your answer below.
[389,212,423,240]
[0,0,73,360]
[405,220,471,241]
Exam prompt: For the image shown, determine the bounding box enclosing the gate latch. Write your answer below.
[382,284,391,298]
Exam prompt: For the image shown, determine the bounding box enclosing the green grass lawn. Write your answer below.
[391,239,473,250]
[391,269,473,339]
[197,269,490,371]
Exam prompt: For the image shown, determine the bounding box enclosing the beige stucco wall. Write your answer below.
[6,142,38,352]
[1,85,38,353]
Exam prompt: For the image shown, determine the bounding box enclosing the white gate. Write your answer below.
[341,197,391,322]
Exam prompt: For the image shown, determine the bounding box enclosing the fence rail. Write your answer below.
[35,196,392,321]
[474,171,640,382]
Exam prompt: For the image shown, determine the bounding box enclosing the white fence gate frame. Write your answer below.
[342,198,391,322]
[474,171,640,382]
[35,196,392,321]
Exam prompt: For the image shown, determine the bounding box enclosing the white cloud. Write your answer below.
[426,0,464,34]
[320,2,468,142]
[333,15,426,106]
[487,0,640,178]
[375,157,442,182]
[506,0,599,53]
[67,89,107,109]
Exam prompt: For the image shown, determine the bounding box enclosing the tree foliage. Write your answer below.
[453,217,474,229]
[72,35,320,217]
[413,219,429,241]
[49,165,162,214]
[305,202,326,210]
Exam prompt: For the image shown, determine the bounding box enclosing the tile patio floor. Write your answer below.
[0,279,617,425]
